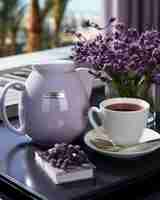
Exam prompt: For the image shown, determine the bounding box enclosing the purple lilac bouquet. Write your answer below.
[69,18,160,99]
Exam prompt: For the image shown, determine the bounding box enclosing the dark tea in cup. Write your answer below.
[105,103,143,112]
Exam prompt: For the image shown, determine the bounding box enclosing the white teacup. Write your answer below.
[88,98,150,146]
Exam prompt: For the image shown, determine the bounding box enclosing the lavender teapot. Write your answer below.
[0,60,93,145]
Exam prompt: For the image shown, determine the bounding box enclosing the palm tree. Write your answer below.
[25,0,41,52]
[8,5,26,55]
[0,0,24,56]
[25,0,69,52]
[25,0,54,52]
[52,0,69,46]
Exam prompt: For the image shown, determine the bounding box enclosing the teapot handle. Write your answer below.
[0,81,26,136]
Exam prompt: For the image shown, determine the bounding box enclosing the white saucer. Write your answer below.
[84,127,160,158]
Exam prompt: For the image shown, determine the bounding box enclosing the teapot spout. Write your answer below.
[76,68,93,99]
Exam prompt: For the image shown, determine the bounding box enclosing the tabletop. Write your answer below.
[1,87,160,200]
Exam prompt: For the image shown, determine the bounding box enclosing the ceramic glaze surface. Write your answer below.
[88,98,150,146]
[0,61,93,145]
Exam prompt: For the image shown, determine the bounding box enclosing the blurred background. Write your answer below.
[0,0,101,57]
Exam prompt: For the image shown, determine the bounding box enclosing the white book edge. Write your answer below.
[35,152,94,184]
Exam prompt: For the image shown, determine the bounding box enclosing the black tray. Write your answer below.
[0,87,160,200]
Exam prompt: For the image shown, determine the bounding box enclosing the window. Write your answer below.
[0,0,102,57]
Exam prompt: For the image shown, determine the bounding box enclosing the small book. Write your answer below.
[34,144,94,184]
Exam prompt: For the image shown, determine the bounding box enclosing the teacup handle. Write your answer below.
[0,81,26,136]
[88,107,102,129]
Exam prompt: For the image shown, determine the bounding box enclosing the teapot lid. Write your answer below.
[33,59,75,73]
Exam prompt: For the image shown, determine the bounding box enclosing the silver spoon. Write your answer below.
[90,137,160,152]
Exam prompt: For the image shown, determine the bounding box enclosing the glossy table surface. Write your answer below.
[1,87,160,200]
